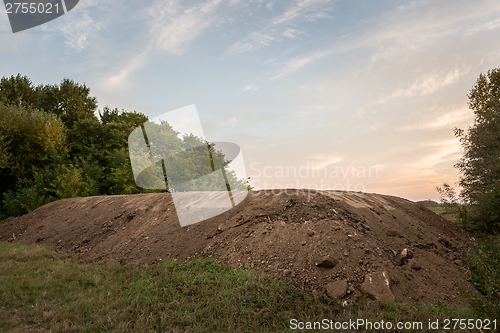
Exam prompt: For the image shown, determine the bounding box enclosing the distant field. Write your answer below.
[427,207,448,215]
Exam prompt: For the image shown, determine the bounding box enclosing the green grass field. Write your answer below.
[2,241,497,332]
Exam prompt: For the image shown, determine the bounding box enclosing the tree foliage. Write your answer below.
[0,75,97,128]
[0,75,146,218]
[453,68,500,230]
[0,102,66,192]
[0,74,249,219]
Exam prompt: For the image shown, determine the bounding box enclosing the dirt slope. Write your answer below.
[0,190,481,306]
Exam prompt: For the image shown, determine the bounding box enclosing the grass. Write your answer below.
[0,241,491,333]
[0,217,14,225]
[427,204,500,319]
[466,235,500,319]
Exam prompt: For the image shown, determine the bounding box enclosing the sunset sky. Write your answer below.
[2,0,500,201]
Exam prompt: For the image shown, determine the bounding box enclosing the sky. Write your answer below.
[1,0,500,202]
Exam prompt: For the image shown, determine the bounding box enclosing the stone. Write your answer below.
[307,230,315,236]
[396,248,409,266]
[386,230,398,237]
[360,271,394,302]
[325,280,347,299]
[315,256,339,268]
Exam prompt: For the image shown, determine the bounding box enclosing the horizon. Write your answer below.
[2,0,500,202]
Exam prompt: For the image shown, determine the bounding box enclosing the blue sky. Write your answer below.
[2,0,500,201]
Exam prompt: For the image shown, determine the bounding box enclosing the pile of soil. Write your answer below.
[0,190,482,306]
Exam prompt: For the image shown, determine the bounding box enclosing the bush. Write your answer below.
[467,236,500,318]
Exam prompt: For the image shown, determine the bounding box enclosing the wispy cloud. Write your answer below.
[46,0,105,52]
[465,17,500,36]
[271,0,332,25]
[391,67,470,98]
[238,83,260,92]
[226,0,332,56]
[227,32,276,55]
[281,28,301,39]
[270,49,331,80]
[310,155,344,170]
[103,52,146,88]
[399,107,473,131]
[412,139,461,170]
[149,0,222,55]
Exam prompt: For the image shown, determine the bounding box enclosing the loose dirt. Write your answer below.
[0,190,482,306]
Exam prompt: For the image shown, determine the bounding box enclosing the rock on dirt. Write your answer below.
[325,280,347,299]
[360,271,395,302]
[315,256,338,268]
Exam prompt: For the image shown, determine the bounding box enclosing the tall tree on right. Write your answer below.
[455,68,500,230]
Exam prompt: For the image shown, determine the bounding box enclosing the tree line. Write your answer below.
[0,74,246,220]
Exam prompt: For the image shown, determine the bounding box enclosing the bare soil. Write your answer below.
[0,190,482,307]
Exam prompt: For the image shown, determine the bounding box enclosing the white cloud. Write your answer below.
[271,0,331,25]
[238,83,260,92]
[61,11,103,52]
[282,28,299,39]
[226,0,331,56]
[149,0,222,55]
[391,68,469,98]
[270,49,331,80]
[399,107,473,131]
[46,0,105,52]
[227,35,272,55]
[227,32,276,55]
[221,117,240,126]
[465,17,500,36]
[309,155,344,170]
[228,42,254,54]
[103,52,146,88]
[412,139,462,170]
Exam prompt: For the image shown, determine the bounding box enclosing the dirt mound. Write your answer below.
[0,190,481,306]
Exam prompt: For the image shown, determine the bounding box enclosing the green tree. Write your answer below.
[0,102,66,193]
[0,134,10,170]
[0,75,98,129]
[36,78,98,129]
[0,74,37,108]
[454,68,500,230]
